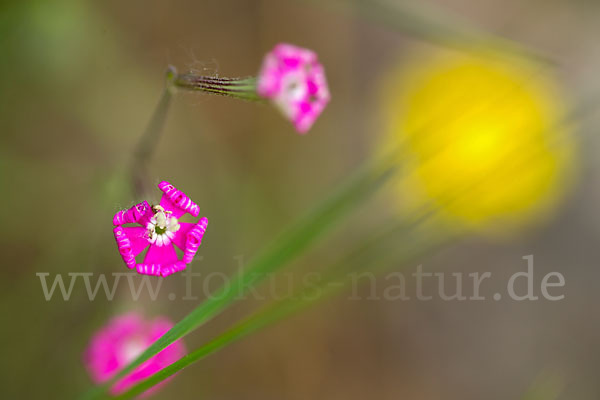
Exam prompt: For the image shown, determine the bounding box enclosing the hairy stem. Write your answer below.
[173,70,263,102]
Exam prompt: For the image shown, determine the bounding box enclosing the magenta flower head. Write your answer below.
[113,181,208,277]
[257,43,330,134]
[84,313,185,396]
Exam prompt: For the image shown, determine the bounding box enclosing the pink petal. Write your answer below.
[183,217,208,264]
[144,243,179,265]
[85,313,186,397]
[83,313,145,383]
[148,317,172,341]
[160,262,187,277]
[159,196,186,219]
[113,201,151,226]
[136,263,162,276]
[122,227,150,257]
[158,181,200,218]
[307,79,318,95]
[171,222,196,251]
[113,226,136,269]
[257,43,329,134]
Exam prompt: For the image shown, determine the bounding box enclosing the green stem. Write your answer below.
[131,67,177,199]
[302,0,554,64]
[114,215,452,399]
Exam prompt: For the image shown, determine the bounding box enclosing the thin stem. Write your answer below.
[113,219,451,399]
[130,67,177,199]
[301,0,554,65]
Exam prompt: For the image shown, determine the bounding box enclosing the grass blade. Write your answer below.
[113,213,450,399]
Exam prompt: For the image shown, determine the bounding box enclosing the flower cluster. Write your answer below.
[113,181,208,277]
[84,313,185,396]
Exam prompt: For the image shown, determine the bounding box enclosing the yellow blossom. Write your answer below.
[379,50,576,234]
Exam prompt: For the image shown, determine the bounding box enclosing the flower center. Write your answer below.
[285,76,306,101]
[122,338,146,364]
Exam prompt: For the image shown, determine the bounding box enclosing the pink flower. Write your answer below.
[113,181,208,277]
[257,43,330,134]
[83,313,185,396]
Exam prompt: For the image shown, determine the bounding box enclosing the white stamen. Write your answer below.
[155,211,167,229]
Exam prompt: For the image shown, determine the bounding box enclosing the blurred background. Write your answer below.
[1,0,600,398]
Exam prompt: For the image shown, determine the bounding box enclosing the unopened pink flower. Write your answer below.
[257,43,330,134]
[113,181,208,277]
[83,313,185,396]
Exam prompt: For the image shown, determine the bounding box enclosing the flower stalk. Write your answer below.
[130,67,177,199]
[170,42,331,134]
[171,67,263,102]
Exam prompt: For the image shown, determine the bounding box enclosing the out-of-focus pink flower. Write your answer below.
[257,43,330,134]
[83,313,185,396]
[113,181,208,277]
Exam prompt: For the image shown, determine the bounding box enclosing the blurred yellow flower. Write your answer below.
[379,50,576,234]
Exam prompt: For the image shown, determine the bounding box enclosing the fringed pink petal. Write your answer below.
[144,243,179,265]
[257,43,330,134]
[86,313,185,396]
[136,263,162,277]
[113,201,151,226]
[84,313,145,383]
[159,197,185,219]
[183,217,208,264]
[122,227,150,257]
[160,261,187,277]
[158,181,200,218]
[273,43,317,65]
[257,55,282,96]
[159,265,176,278]
[171,222,196,251]
[113,226,136,269]
[148,317,173,341]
